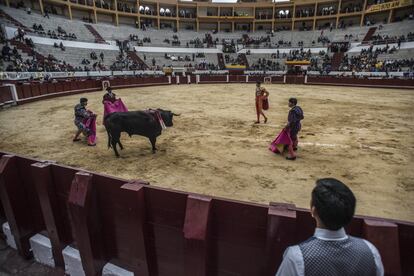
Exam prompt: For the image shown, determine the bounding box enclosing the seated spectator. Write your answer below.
[1,44,11,61]
[276,178,384,276]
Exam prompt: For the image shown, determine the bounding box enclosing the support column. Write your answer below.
[5,0,9,7]
[68,3,73,20]
[388,9,393,24]
[93,9,98,24]
[114,0,119,26]
[157,2,160,29]
[360,0,368,26]
[336,0,342,28]
[38,0,44,15]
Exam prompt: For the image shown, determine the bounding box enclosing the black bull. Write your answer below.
[104,109,179,157]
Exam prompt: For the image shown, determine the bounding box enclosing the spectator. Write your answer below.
[276,178,384,276]
[100,52,104,61]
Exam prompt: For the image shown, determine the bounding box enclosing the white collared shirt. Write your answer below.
[275,227,384,276]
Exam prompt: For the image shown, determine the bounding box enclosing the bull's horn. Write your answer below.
[172,113,181,116]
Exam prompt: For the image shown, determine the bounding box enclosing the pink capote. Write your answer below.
[103,99,128,120]
[269,128,292,154]
[84,114,97,145]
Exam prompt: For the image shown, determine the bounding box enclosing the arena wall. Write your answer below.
[0,152,413,276]
[1,75,413,107]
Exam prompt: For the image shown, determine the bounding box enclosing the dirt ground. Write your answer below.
[0,84,413,222]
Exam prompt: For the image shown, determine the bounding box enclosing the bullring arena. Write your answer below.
[1,83,413,222]
[1,0,414,274]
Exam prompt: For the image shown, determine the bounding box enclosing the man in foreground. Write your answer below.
[276,178,384,276]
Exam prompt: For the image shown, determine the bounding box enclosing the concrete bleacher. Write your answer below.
[376,48,414,60]
[138,52,218,67]
[374,20,414,39]
[0,6,95,42]
[34,44,119,68]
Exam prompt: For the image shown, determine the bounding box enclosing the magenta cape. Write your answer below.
[84,116,97,145]
[269,128,292,154]
[103,99,128,118]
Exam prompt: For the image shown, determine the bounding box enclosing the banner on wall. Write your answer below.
[366,0,413,13]
[193,70,229,75]
[0,71,76,80]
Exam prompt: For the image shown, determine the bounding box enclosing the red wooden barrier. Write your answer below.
[0,86,13,105]
[363,219,401,276]
[30,162,66,268]
[183,195,212,276]
[0,155,45,258]
[68,172,106,275]
[22,83,32,99]
[200,75,228,83]
[0,151,413,276]
[31,83,40,97]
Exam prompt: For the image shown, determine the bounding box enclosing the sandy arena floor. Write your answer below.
[0,84,413,222]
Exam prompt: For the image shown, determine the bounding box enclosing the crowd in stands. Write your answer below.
[338,45,414,72]
[32,24,77,41]
[370,32,414,45]
[319,6,337,16]
[95,0,110,10]
[117,2,136,13]
[286,48,313,61]
[179,9,196,18]
[249,58,284,71]
[341,3,362,13]
[242,34,271,47]
[296,8,314,18]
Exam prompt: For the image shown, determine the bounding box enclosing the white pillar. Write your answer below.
[283,75,287,84]
[226,74,229,82]
[246,75,249,82]
[176,75,180,84]
[168,76,171,84]
[187,75,191,84]
[196,75,200,84]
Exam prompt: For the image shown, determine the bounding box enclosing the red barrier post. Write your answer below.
[119,181,151,275]
[265,203,297,276]
[183,194,212,276]
[0,155,33,258]
[30,162,66,268]
[363,219,401,276]
[67,172,106,276]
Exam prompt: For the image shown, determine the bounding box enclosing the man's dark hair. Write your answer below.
[80,97,88,103]
[256,81,261,85]
[312,178,356,230]
[289,98,298,105]
[106,86,112,92]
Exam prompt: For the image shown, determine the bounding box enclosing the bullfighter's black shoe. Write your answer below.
[286,156,296,161]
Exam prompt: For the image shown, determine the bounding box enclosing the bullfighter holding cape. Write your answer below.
[269,98,304,160]
[73,97,97,146]
[102,87,129,122]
